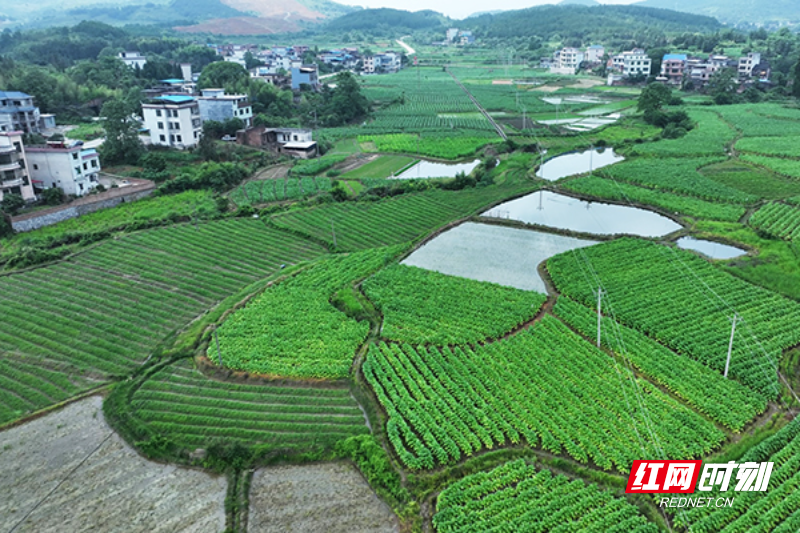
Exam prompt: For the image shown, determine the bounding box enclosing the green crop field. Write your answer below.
[674,419,800,532]
[364,316,724,470]
[433,459,658,533]
[737,136,800,158]
[214,247,400,379]
[229,177,332,207]
[359,133,499,159]
[363,264,546,345]
[118,359,368,450]
[598,157,756,203]
[741,154,800,179]
[700,159,800,200]
[627,109,736,157]
[717,104,800,137]
[562,175,747,221]
[547,238,800,397]
[750,202,800,241]
[553,297,766,431]
[339,155,417,179]
[0,219,325,424]
[270,185,536,252]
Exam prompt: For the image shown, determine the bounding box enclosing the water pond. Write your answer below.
[402,222,598,293]
[676,237,746,260]
[392,159,480,179]
[483,191,682,238]
[536,148,624,181]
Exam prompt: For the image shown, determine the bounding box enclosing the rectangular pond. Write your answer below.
[483,190,682,238]
[402,222,599,293]
[391,159,480,179]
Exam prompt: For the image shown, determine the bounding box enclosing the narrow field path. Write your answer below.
[446,68,507,140]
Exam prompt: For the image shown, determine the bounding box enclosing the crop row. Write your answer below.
[741,154,800,179]
[433,459,657,533]
[598,157,756,204]
[364,316,724,471]
[749,202,800,241]
[628,109,735,157]
[363,264,546,345]
[547,238,800,397]
[562,175,747,222]
[737,136,800,159]
[128,360,368,448]
[359,134,500,159]
[0,219,327,424]
[717,104,800,137]
[553,296,766,431]
[675,419,800,532]
[230,177,332,207]
[213,246,402,379]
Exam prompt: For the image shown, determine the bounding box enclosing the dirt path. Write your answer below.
[0,397,227,533]
[250,164,290,182]
[396,38,415,55]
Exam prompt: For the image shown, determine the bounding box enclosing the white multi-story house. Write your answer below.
[585,45,605,63]
[0,131,36,202]
[362,52,401,74]
[550,48,585,75]
[141,95,202,148]
[26,140,101,197]
[610,48,652,78]
[197,89,252,128]
[446,28,459,43]
[118,51,147,70]
[738,52,761,78]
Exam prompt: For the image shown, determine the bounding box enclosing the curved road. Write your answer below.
[396,39,415,55]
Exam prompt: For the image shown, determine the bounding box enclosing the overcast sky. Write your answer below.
[337,0,640,21]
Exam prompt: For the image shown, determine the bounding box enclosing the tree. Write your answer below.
[0,193,25,216]
[244,51,264,70]
[792,57,800,99]
[41,187,65,205]
[99,99,145,166]
[197,61,248,89]
[708,68,739,105]
[322,71,370,126]
[637,82,672,114]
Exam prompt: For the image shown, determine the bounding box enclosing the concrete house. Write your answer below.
[363,52,401,74]
[739,52,761,78]
[141,95,202,148]
[290,63,320,90]
[0,131,36,202]
[610,48,651,78]
[0,91,42,134]
[26,140,101,197]
[660,54,688,85]
[197,89,253,128]
[118,51,147,69]
[550,48,584,75]
[236,126,317,158]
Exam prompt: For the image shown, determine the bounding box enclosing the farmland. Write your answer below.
[230,176,332,206]
[433,459,657,533]
[750,202,800,241]
[363,264,546,345]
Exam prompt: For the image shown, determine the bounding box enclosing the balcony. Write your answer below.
[0,161,21,173]
[1,177,23,188]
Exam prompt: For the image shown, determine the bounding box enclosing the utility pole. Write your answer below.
[331,219,337,248]
[589,144,594,176]
[596,287,605,348]
[724,313,740,378]
[537,190,543,210]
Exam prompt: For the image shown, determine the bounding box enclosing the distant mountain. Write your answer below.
[326,8,448,32]
[634,0,800,26]
[559,0,600,6]
[468,4,721,39]
[464,10,506,19]
[5,0,357,33]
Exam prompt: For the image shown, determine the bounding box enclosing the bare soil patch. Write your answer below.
[0,396,226,533]
[249,462,399,533]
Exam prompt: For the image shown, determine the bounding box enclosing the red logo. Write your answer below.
[626,460,702,493]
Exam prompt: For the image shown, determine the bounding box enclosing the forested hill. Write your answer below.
[325,8,448,32]
[469,4,722,40]
[635,0,800,27]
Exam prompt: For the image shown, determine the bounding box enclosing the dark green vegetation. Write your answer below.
[547,238,800,397]
[213,247,400,379]
[108,358,368,456]
[229,177,332,207]
[750,202,800,241]
[363,264,546,345]
[365,316,724,471]
[0,219,325,425]
[433,459,658,533]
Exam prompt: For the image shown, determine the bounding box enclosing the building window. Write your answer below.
[72,152,79,160]
[159,135,165,142]
[74,166,81,174]
[33,164,38,170]
[170,135,175,142]
[176,135,182,142]
[158,122,164,130]
[156,109,162,117]
[194,131,198,139]
[83,163,88,170]
[91,160,97,168]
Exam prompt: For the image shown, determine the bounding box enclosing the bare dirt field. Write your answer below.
[249,462,399,533]
[0,396,227,533]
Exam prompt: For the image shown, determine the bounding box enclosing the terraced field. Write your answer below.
[0,219,326,425]
[119,359,368,450]
[230,176,332,207]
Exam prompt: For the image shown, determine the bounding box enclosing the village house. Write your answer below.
[141,94,202,149]
[197,89,253,128]
[362,52,401,74]
[118,51,147,70]
[236,126,317,158]
[659,54,688,85]
[0,131,36,203]
[291,62,320,90]
[26,140,101,197]
[0,91,44,134]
